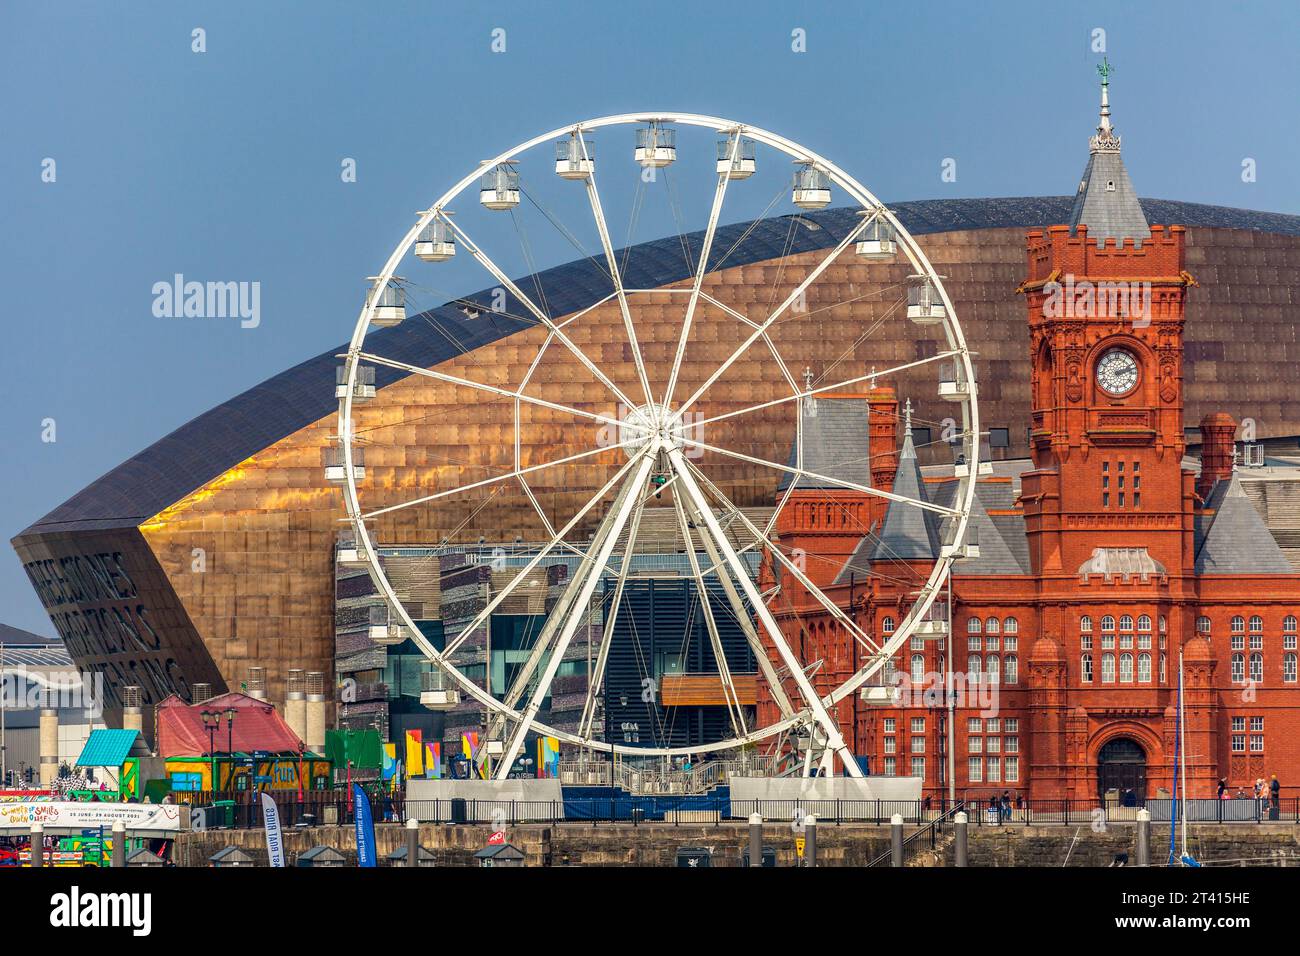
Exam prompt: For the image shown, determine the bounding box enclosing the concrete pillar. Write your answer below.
[406,818,419,869]
[30,823,43,868]
[305,672,326,756]
[112,821,126,869]
[890,813,904,867]
[954,811,968,867]
[39,708,58,788]
[803,813,817,868]
[284,669,306,744]
[1135,808,1151,867]
[748,812,763,868]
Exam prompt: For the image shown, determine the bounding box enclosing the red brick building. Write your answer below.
[759,76,1300,803]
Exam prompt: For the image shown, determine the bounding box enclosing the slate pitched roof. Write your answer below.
[870,429,939,561]
[1068,148,1151,246]
[1195,474,1293,574]
[1067,79,1151,246]
[778,397,871,492]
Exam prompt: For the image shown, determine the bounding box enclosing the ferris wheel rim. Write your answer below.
[335,112,981,765]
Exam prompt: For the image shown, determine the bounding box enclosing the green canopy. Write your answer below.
[325,728,383,770]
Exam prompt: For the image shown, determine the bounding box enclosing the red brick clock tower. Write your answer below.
[1017,64,1208,800]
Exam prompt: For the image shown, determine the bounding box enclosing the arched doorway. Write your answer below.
[1097,737,1147,806]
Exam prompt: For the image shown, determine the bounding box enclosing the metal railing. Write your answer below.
[169,789,1300,830]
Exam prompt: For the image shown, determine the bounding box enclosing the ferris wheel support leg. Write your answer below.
[578,482,652,741]
[687,499,796,721]
[495,453,657,779]
[478,474,643,769]
[671,489,747,737]
[667,448,862,779]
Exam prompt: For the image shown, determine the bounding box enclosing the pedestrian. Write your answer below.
[1000,790,1012,822]
[1270,774,1280,810]
[1217,777,1226,800]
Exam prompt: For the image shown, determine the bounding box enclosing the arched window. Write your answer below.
[1119,615,1134,632]
[1003,617,1018,634]
[1231,615,1245,633]
[967,617,982,633]
[1137,614,1152,632]
[910,654,926,683]
[1081,653,1094,683]
[985,617,1000,634]
[1231,653,1245,683]
[1285,654,1297,684]
[1119,653,1134,682]
[1160,654,1167,683]
[882,616,895,634]
[1101,654,1116,683]
[1004,655,1018,684]
[1250,653,1263,683]
[1137,653,1152,682]
[969,655,982,682]
[986,655,1000,685]
[1285,615,1297,633]
[1080,615,1093,633]
[1159,615,1167,633]
[1101,615,1116,632]
[1250,615,1264,633]
[1197,616,1211,634]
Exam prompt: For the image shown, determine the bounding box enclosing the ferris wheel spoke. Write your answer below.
[575,130,655,409]
[670,486,748,737]
[434,211,640,411]
[660,132,741,410]
[359,439,637,520]
[494,454,657,778]
[683,435,959,518]
[667,447,862,777]
[691,349,964,430]
[578,480,652,741]
[356,351,647,436]
[670,209,878,422]
[440,450,649,661]
[684,457,881,656]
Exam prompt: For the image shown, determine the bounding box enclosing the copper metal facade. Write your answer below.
[12,201,1300,731]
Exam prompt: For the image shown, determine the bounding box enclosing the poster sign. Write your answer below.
[260,793,285,868]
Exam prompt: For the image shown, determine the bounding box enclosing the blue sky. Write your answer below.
[1,0,1296,636]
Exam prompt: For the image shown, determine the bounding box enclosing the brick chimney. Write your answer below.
[1197,412,1237,500]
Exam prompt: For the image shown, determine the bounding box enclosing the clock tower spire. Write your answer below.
[1016,65,1198,577]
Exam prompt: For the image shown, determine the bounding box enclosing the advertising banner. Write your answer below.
[260,793,285,867]
[353,784,377,868]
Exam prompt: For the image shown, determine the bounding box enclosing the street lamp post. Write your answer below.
[223,707,237,793]
[200,710,219,793]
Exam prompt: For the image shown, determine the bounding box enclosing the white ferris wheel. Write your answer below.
[333,113,980,780]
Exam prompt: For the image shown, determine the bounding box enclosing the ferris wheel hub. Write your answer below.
[624,402,685,456]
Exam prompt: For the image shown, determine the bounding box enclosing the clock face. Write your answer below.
[1096,348,1139,396]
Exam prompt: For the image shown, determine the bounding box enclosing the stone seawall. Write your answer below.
[174,821,1300,867]
[176,821,893,867]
